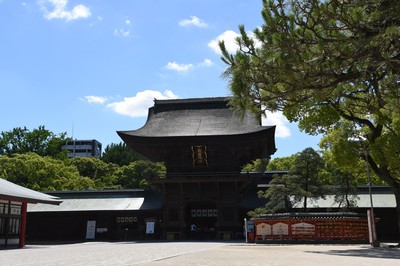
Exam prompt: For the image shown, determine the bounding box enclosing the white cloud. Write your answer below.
[114,18,131,37]
[39,0,91,22]
[82,96,107,104]
[179,16,207,28]
[199,58,214,67]
[165,62,194,73]
[165,59,213,73]
[208,30,239,54]
[262,110,291,138]
[114,29,130,37]
[107,90,179,117]
[208,30,261,55]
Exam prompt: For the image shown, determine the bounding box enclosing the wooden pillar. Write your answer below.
[19,202,27,248]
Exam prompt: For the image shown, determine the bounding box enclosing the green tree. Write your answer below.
[0,153,94,190]
[267,155,296,171]
[250,174,293,216]
[320,121,384,185]
[266,152,360,212]
[101,142,144,166]
[242,158,270,172]
[220,0,400,233]
[114,160,166,189]
[251,148,329,215]
[290,148,329,211]
[0,127,29,155]
[329,167,359,211]
[0,126,70,159]
[67,157,118,189]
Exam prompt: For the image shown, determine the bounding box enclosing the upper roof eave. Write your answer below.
[117,125,275,139]
[0,178,62,205]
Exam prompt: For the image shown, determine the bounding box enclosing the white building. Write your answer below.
[62,139,102,158]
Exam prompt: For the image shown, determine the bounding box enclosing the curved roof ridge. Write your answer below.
[154,97,229,105]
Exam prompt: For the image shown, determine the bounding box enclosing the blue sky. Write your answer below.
[0,0,321,158]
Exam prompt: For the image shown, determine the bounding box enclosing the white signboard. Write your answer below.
[272,222,289,236]
[291,222,315,235]
[146,221,155,234]
[86,220,96,239]
[256,223,272,236]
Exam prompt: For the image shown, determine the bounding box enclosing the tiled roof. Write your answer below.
[27,189,161,212]
[28,197,145,212]
[119,97,274,137]
[0,178,61,205]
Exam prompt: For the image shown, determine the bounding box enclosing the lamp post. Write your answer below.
[348,137,378,247]
[363,145,378,247]
[244,218,248,243]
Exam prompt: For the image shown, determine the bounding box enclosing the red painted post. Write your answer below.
[19,202,27,248]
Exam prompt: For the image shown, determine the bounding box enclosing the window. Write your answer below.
[0,217,5,237]
[8,218,20,236]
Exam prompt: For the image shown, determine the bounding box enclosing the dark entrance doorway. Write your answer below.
[186,202,217,240]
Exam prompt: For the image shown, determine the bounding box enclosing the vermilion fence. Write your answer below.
[252,213,369,242]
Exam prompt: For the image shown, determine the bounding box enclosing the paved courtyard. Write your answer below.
[1,241,399,266]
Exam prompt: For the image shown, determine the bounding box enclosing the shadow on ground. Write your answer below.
[307,246,400,260]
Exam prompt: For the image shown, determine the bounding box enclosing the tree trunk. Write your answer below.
[345,178,351,209]
[304,196,308,212]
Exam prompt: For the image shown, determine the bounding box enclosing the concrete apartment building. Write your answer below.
[62,139,102,159]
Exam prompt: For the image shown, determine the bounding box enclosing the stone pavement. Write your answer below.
[1,241,399,266]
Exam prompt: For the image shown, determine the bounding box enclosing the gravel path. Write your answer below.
[1,241,399,266]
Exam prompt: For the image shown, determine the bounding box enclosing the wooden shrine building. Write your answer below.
[118,97,276,240]
[0,178,61,248]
